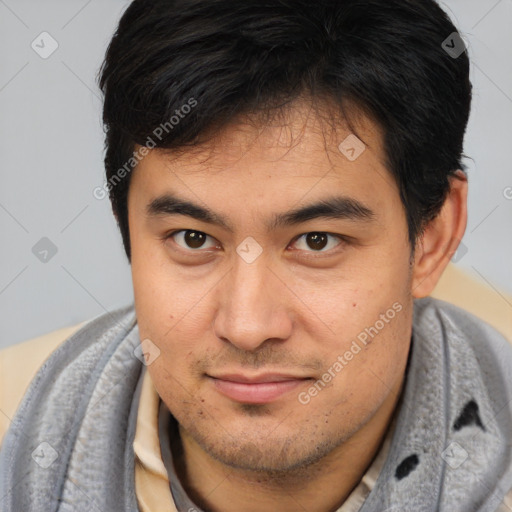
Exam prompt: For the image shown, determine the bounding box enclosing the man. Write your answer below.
[1,0,512,511]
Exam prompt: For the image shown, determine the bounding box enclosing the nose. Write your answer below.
[212,254,293,352]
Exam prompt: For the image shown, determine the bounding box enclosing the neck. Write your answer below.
[171,375,405,512]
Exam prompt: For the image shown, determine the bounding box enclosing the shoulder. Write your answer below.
[414,296,512,393]
[431,263,512,342]
[414,295,511,350]
[0,321,88,446]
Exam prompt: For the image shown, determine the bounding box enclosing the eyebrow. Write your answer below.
[146,193,376,232]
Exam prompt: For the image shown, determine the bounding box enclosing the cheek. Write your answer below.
[302,304,412,432]
[301,276,409,356]
[131,254,214,380]
[131,239,192,338]
[301,277,412,401]
[350,301,411,392]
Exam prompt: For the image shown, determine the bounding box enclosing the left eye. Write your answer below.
[165,230,344,254]
[292,232,343,253]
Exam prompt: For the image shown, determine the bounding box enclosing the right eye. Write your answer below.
[164,230,220,252]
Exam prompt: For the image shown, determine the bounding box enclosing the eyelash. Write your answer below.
[162,230,348,259]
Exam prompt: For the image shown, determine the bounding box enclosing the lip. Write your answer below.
[209,373,311,404]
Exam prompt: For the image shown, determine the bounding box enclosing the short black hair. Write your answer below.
[98,0,471,262]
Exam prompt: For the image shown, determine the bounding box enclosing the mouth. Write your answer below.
[208,373,312,404]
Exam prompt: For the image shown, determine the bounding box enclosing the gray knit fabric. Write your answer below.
[1,297,512,511]
[360,299,512,512]
[0,305,143,512]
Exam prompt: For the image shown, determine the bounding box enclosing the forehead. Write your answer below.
[130,99,396,205]
[173,101,382,164]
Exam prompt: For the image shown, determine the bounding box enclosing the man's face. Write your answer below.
[128,103,414,472]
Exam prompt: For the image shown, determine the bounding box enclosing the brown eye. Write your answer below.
[292,232,344,254]
[305,233,328,251]
[169,230,218,251]
[184,231,206,248]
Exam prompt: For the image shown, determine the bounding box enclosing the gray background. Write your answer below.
[0,0,511,348]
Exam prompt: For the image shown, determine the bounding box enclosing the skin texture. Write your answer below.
[127,101,467,512]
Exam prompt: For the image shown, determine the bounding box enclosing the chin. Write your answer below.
[182,417,344,474]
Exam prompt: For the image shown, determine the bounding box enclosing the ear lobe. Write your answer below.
[411,170,468,298]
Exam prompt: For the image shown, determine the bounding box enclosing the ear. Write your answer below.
[411,170,468,298]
